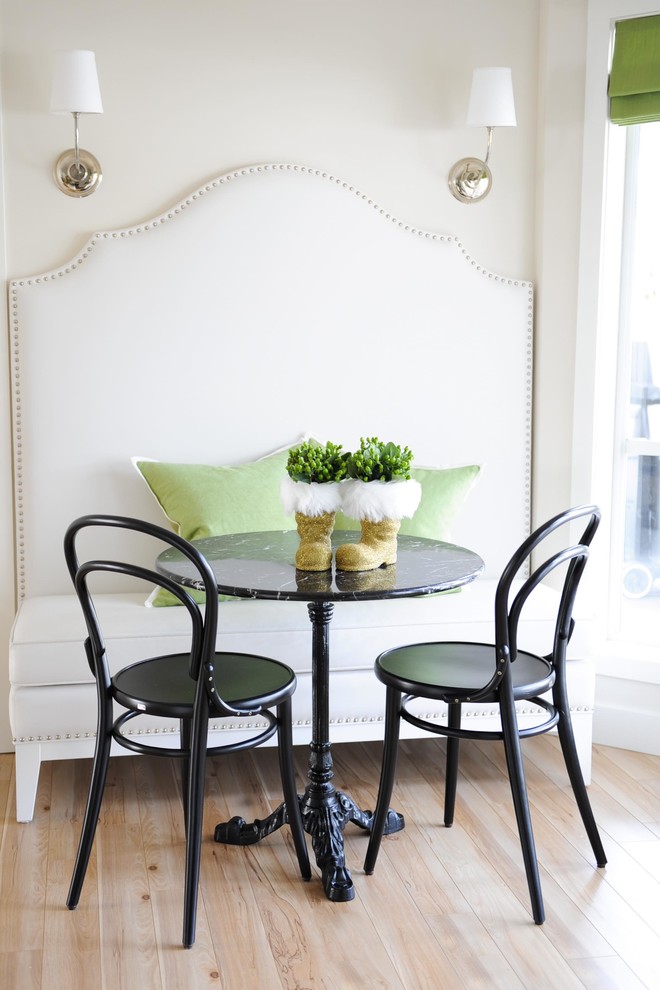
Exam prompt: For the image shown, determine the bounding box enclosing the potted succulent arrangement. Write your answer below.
[280,440,349,570]
[335,436,421,572]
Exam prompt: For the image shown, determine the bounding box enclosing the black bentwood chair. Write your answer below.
[64,515,310,948]
[364,505,607,925]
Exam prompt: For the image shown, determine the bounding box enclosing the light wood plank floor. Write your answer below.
[1,735,659,990]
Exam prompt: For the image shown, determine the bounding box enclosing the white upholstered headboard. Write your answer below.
[9,164,533,598]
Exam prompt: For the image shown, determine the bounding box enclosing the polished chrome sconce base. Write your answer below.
[448,157,492,204]
[54,148,102,197]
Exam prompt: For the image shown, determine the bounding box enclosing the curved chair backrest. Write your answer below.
[64,514,256,718]
[493,505,600,671]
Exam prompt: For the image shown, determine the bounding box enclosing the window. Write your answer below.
[606,8,660,646]
[613,122,660,643]
[576,1,660,753]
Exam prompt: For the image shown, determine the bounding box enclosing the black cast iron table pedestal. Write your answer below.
[156,529,484,902]
[214,599,403,901]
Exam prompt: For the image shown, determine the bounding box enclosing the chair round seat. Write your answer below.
[375,641,554,703]
[113,652,297,718]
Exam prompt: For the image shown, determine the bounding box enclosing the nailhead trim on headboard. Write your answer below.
[9,163,533,599]
[10,164,535,285]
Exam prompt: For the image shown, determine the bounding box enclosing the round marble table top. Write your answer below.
[156,530,484,603]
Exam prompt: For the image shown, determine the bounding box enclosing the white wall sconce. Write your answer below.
[50,50,103,197]
[448,67,516,204]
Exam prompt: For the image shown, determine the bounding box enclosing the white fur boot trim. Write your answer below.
[341,478,422,523]
[280,476,344,517]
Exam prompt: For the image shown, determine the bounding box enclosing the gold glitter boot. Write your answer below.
[294,511,336,571]
[335,518,401,571]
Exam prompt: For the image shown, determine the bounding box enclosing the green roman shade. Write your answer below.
[609,15,660,124]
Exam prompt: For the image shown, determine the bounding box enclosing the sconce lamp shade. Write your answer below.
[466,67,516,128]
[50,50,103,114]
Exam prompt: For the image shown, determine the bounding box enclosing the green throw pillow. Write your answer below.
[133,447,296,606]
[335,463,480,540]
[135,453,480,605]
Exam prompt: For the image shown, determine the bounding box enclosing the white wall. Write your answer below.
[3,0,541,277]
[533,1,588,525]
[0,0,588,752]
[0,44,14,752]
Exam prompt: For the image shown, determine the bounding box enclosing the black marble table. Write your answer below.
[156,530,484,901]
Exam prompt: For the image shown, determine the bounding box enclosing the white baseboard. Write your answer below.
[593,657,660,755]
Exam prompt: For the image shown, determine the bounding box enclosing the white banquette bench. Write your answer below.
[7,165,597,822]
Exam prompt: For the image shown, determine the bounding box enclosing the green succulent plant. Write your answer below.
[346,436,414,483]
[286,440,349,484]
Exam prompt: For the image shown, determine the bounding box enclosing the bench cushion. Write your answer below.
[10,580,594,688]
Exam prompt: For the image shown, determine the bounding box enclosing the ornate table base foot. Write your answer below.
[213,803,289,845]
[332,793,405,837]
[320,861,355,901]
[214,792,404,901]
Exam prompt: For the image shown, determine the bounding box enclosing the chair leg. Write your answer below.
[499,683,545,924]
[364,687,402,875]
[67,721,112,909]
[182,703,208,949]
[180,717,191,837]
[444,702,461,826]
[276,698,311,880]
[552,680,607,867]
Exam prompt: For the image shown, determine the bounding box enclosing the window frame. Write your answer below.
[574,1,660,666]
[608,123,660,638]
